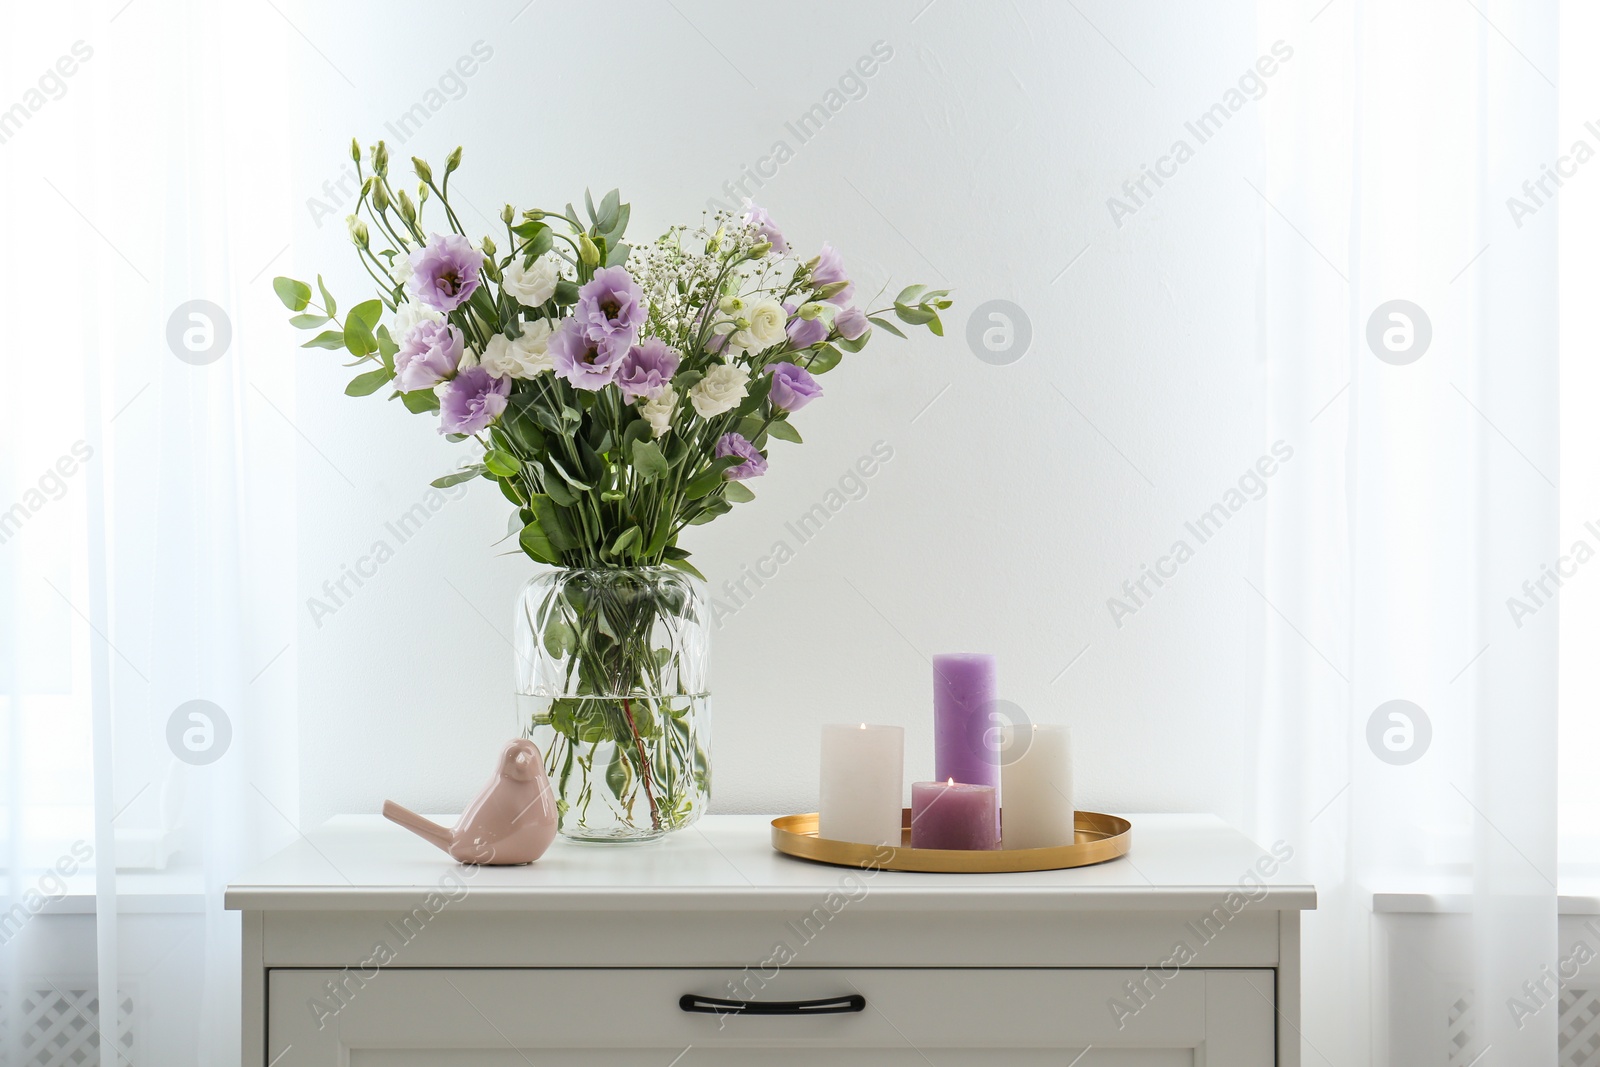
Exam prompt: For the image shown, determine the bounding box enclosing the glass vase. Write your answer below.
[515,566,711,842]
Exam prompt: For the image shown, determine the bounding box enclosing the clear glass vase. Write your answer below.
[515,566,711,842]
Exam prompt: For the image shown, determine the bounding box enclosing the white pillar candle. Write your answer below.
[999,724,1075,849]
[819,723,905,846]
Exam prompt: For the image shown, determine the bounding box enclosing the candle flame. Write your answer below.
[859,723,867,729]
[947,777,954,786]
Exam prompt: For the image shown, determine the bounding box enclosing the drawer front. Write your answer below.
[268,967,1274,1065]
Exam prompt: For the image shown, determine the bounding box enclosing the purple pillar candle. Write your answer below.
[933,653,1000,830]
[910,779,999,850]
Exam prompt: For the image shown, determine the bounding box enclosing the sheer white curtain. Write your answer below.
[1257,0,1559,1062]
[1,3,297,1065]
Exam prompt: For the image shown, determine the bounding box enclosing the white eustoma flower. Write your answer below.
[391,298,443,343]
[481,320,555,379]
[745,299,786,348]
[689,364,750,419]
[502,254,560,307]
[641,384,678,438]
[389,251,414,288]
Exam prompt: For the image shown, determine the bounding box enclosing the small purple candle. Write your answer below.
[910,779,999,850]
[933,652,1000,829]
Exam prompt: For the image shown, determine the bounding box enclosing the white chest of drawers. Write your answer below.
[225,813,1314,1065]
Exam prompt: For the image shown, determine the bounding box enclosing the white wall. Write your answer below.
[289,0,1276,826]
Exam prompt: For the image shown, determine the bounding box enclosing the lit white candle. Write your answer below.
[819,723,905,846]
[999,724,1075,849]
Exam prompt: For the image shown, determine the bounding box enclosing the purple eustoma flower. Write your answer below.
[407,233,483,313]
[765,362,823,413]
[834,306,870,341]
[715,432,768,480]
[785,302,828,349]
[550,317,627,390]
[742,201,788,253]
[395,319,465,391]
[810,242,854,306]
[439,366,510,435]
[616,338,681,402]
[575,266,646,352]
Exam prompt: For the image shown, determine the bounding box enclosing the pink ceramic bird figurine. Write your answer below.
[383,738,558,865]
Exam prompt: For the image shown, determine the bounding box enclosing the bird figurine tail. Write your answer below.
[382,800,454,855]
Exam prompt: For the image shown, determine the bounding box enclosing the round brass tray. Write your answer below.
[770,810,1131,873]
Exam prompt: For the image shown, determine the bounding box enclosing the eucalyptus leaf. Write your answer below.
[894,304,935,326]
[541,616,575,658]
[805,344,842,374]
[543,475,577,507]
[606,525,642,559]
[484,450,520,477]
[548,455,592,490]
[343,310,377,357]
[345,368,391,396]
[684,456,742,499]
[431,467,484,488]
[317,275,338,318]
[302,330,346,350]
[631,439,670,482]
[531,494,579,552]
[398,389,440,414]
[349,299,384,330]
[519,520,560,565]
[868,315,906,339]
[664,556,707,581]
[273,277,311,311]
[687,498,733,525]
[289,313,330,330]
[723,482,755,503]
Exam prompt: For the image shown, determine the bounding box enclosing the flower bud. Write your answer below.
[349,137,361,164]
[445,146,462,174]
[373,141,389,175]
[748,241,772,258]
[578,233,601,268]
[523,209,546,221]
[480,234,496,257]
[501,203,516,225]
[412,156,433,184]
[803,255,821,271]
[398,189,417,222]
[705,225,725,254]
[718,295,744,314]
[372,182,390,212]
[346,215,369,248]
[798,302,823,321]
[417,182,429,204]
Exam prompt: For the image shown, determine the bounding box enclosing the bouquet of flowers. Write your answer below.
[275,141,949,839]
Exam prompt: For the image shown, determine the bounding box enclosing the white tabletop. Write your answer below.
[224,813,1316,913]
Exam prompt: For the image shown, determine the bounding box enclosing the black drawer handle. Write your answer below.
[679,993,866,1016]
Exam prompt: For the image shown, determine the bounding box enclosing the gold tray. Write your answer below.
[771,810,1131,873]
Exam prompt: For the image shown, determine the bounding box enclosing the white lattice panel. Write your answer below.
[0,986,134,1067]
[1563,988,1600,1067]
[1446,990,1481,1067]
